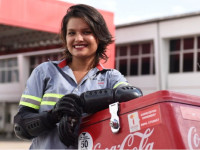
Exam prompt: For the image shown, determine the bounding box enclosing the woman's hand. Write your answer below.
[58,116,82,147]
[50,94,82,123]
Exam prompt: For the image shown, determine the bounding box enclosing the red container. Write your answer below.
[78,90,200,150]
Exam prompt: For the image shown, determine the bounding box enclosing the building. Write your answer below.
[115,12,200,96]
[0,0,115,137]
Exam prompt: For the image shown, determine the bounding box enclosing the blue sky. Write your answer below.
[58,0,200,25]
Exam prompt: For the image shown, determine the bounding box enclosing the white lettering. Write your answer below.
[141,122,147,126]
[142,113,156,119]
[188,127,200,150]
[94,143,101,149]
[94,128,154,150]
[141,109,156,117]
[148,118,159,124]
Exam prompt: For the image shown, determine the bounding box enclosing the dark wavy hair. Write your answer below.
[60,4,114,67]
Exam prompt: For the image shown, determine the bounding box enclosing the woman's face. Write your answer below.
[66,17,98,60]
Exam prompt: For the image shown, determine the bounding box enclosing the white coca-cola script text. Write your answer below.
[94,128,154,150]
[188,126,200,150]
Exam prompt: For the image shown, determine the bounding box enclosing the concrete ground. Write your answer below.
[0,140,31,149]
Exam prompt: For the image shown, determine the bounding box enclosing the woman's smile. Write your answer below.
[73,44,88,50]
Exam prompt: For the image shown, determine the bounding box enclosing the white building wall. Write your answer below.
[0,83,22,101]
[159,15,200,96]
[159,16,200,38]
[18,54,30,94]
[116,23,160,95]
[0,54,23,102]
[116,15,200,96]
[126,75,157,95]
[116,23,157,44]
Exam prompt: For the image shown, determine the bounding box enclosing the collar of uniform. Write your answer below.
[96,63,104,71]
[58,59,105,71]
[58,59,67,68]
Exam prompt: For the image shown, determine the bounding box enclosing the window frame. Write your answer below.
[169,36,199,73]
[115,41,154,76]
[0,58,19,83]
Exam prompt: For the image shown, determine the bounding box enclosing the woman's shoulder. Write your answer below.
[104,68,122,75]
[33,60,60,73]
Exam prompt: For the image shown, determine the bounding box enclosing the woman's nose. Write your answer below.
[75,33,83,41]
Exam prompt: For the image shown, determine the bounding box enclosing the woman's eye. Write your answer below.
[67,32,75,36]
[83,31,92,35]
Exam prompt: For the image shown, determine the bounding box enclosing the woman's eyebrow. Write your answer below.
[67,27,91,31]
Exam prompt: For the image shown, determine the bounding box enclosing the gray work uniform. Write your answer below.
[19,60,129,149]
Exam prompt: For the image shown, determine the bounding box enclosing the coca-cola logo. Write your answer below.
[188,127,200,150]
[94,128,154,150]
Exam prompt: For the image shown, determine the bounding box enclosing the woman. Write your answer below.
[14,4,142,149]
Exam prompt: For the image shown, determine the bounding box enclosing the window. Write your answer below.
[119,59,127,76]
[198,37,200,71]
[170,54,179,73]
[0,58,19,83]
[29,53,62,74]
[198,52,200,71]
[169,37,200,73]
[170,39,180,51]
[183,53,193,72]
[115,41,155,76]
[119,46,127,56]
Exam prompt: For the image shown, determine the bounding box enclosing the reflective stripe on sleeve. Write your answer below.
[41,93,64,106]
[19,95,42,109]
[113,82,129,89]
[41,101,56,106]
[19,101,40,109]
[43,93,64,99]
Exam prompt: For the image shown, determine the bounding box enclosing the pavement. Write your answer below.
[0,140,31,149]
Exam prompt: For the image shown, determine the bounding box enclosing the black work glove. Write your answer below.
[48,94,82,124]
[58,116,82,147]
